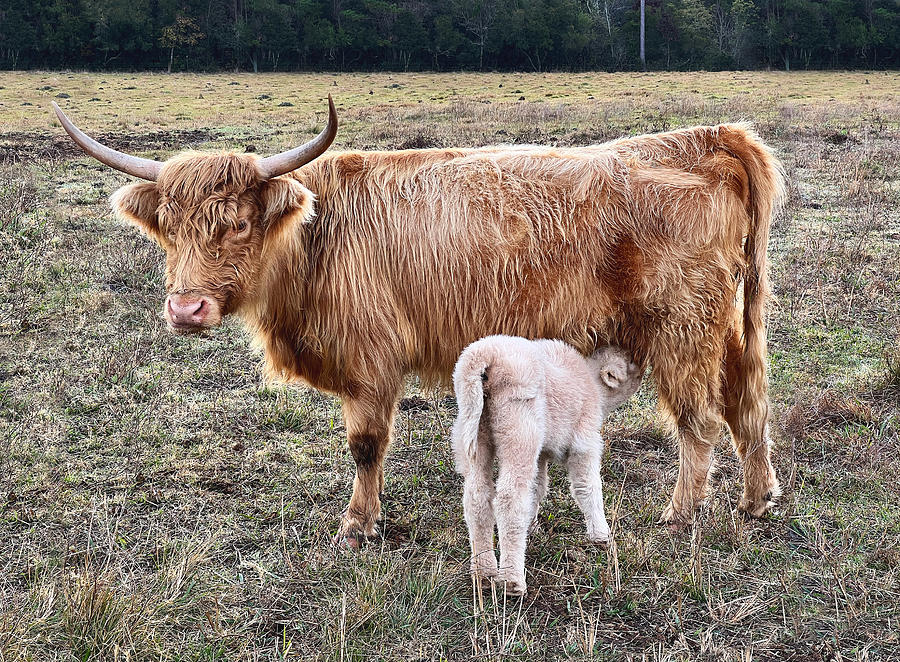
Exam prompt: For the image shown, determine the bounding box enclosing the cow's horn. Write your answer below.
[51,102,163,182]
[258,95,338,179]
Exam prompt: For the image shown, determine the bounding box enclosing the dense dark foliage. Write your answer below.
[0,0,897,71]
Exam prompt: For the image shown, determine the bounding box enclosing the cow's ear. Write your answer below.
[111,182,162,242]
[260,176,314,243]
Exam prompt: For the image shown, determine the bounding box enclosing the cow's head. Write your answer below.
[53,99,337,334]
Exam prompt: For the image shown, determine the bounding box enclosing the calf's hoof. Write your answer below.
[471,556,498,580]
[587,532,611,547]
[495,573,527,597]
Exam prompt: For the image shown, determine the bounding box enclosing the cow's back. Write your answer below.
[293,126,757,384]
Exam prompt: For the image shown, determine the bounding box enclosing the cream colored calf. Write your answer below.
[452,335,642,595]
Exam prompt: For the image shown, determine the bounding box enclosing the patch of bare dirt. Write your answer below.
[0,128,220,163]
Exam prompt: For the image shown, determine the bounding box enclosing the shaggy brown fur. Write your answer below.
[109,123,784,543]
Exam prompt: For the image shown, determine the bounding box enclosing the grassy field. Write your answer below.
[1,71,899,661]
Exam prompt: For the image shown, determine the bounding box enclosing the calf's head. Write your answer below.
[53,99,337,333]
[588,346,643,409]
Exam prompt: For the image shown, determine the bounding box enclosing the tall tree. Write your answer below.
[0,0,37,68]
[160,14,204,72]
[729,0,758,67]
[455,0,499,69]
[1,0,899,71]
[581,0,628,67]
[676,0,714,66]
[93,0,154,67]
[640,0,645,69]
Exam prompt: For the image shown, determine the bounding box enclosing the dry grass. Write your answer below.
[1,71,899,661]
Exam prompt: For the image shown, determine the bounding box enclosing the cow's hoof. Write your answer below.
[334,517,378,550]
[658,502,693,530]
[587,534,611,548]
[738,476,781,519]
[333,531,365,550]
[738,491,777,519]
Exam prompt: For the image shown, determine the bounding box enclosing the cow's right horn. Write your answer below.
[52,102,163,181]
[257,95,338,179]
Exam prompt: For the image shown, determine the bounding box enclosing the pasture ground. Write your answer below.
[1,71,899,661]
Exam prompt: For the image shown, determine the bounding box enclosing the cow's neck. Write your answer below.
[238,222,334,390]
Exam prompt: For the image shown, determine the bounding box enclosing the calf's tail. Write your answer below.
[451,348,493,463]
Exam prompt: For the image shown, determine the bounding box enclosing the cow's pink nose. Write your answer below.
[166,295,208,326]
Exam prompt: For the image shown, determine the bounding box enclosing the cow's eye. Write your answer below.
[235,220,248,234]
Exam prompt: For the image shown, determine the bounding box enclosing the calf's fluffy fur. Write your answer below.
[452,335,642,595]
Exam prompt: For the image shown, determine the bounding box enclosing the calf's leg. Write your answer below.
[336,387,399,547]
[492,401,542,595]
[528,454,551,532]
[566,439,611,543]
[462,419,499,579]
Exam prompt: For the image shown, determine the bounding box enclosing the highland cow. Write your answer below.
[52,98,784,547]
[452,336,642,595]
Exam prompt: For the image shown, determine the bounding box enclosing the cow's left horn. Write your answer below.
[52,102,163,181]
[258,95,338,179]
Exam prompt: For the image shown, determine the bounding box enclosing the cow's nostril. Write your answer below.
[193,299,207,320]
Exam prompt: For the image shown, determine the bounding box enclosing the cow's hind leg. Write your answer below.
[722,329,780,517]
[336,387,400,548]
[659,405,720,526]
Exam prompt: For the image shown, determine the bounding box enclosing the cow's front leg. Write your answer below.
[336,389,399,548]
[659,406,719,526]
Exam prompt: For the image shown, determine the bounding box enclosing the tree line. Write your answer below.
[0,0,897,72]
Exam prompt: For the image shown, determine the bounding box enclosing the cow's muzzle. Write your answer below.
[164,293,221,333]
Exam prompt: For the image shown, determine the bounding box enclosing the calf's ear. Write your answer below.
[600,365,626,390]
[260,176,314,245]
[111,182,162,243]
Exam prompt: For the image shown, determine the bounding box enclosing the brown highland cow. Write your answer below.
[52,98,784,546]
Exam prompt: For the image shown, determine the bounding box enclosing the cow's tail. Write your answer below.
[451,346,493,465]
[727,124,786,445]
